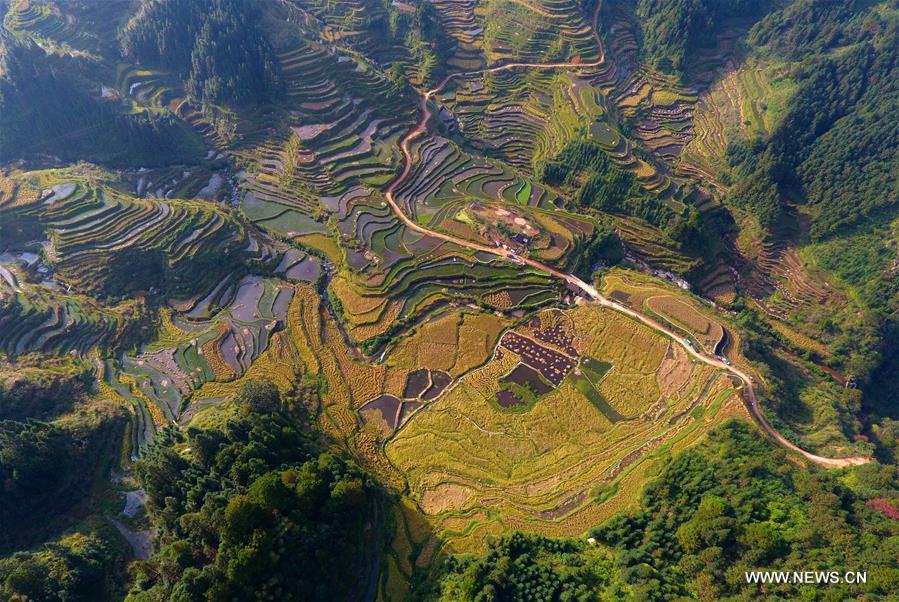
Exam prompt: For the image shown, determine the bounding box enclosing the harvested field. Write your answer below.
[646,295,724,353]
[421,483,475,515]
[388,309,510,377]
[386,303,739,551]
[493,362,556,411]
[656,343,696,399]
[499,332,576,386]
[403,369,431,399]
[609,290,630,304]
[603,269,726,353]
[503,363,553,395]
[399,401,424,426]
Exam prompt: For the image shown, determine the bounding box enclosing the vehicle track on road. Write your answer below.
[381,0,868,468]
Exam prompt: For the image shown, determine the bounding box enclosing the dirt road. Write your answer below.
[381,1,868,469]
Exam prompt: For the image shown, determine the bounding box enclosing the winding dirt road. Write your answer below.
[381,1,868,468]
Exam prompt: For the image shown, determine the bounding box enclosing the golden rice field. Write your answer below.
[183,279,746,563]
[387,310,510,377]
[602,269,726,353]
[384,303,744,553]
[187,287,509,476]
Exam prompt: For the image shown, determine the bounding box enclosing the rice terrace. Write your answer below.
[1,0,897,599]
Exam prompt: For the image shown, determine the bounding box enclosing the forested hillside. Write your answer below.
[0,38,203,166]
[635,0,768,75]
[119,0,282,105]
[0,528,129,602]
[723,2,899,387]
[126,380,380,601]
[0,369,127,554]
[729,18,899,240]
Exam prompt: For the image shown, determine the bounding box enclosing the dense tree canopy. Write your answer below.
[721,4,899,396]
[540,137,675,229]
[749,0,884,59]
[0,530,126,602]
[0,369,87,421]
[727,4,899,243]
[119,0,282,105]
[575,223,624,280]
[635,0,768,75]
[592,421,899,600]
[0,403,126,553]
[126,378,377,602]
[0,40,203,166]
[435,533,613,601]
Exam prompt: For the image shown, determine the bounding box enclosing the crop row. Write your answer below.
[0,282,133,357]
[232,40,418,237]
[481,0,599,65]
[4,0,94,52]
[32,183,248,297]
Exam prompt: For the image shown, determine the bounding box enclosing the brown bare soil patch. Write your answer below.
[656,343,694,398]
[646,295,724,352]
[421,483,475,514]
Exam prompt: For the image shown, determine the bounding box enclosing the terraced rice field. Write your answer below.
[308,44,620,345]
[678,59,797,185]
[387,309,511,377]
[3,0,98,52]
[482,0,599,65]
[429,0,485,70]
[170,283,745,557]
[613,69,697,162]
[438,69,605,171]
[613,217,699,274]
[0,255,140,357]
[73,0,730,361]
[1,0,843,581]
[384,304,743,552]
[645,296,724,353]
[183,287,518,483]
[601,269,726,354]
[292,0,392,56]
[112,260,325,444]
[1,169,254,298]
[324,166,565,343]
[0,168,326,445]
[231,40,417,236]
